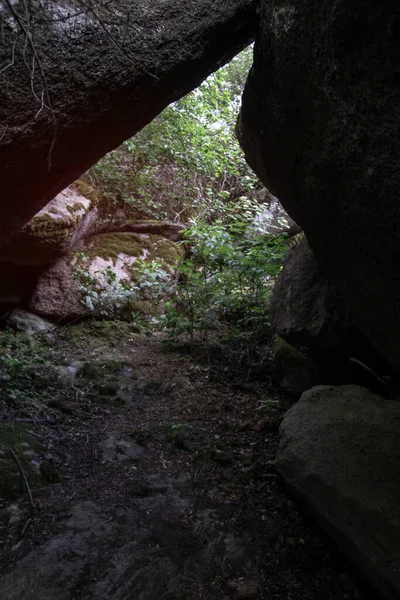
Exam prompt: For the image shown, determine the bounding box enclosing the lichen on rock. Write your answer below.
[0,187,95,269]
[24,188,92,243]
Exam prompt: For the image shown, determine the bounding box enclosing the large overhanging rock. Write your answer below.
[0,0,258,246]
[239,1,400,371]
[276,385,400,600]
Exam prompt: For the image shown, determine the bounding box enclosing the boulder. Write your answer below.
[275,385,400,600]
[240,1,400,372]
[30,232,184,319]
[0,187,97,311]
[0,187,97,266]
[5,309,54,336]
[0,0,258,246]
[272,335,317,397]
[270,239,384,371]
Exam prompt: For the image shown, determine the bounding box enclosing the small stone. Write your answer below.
[53,362,84,385]
[7,504,25,526]
[5,309,54,336]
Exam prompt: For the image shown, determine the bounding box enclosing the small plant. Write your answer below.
[0,331,52,405]
[168,423,193,449]
[73,254,140,320]
[147,219,287,356]
[257,398,280,411]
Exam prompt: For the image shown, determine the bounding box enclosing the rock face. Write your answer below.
[239,1,400,372]
[270,239,385,371]
[272,335,317,397]
[0,184,184,320]
[0,187,97,310]
[0,187,97,266]
[275,385,400,600]
[30,232,184,319]
[0,0,258,246]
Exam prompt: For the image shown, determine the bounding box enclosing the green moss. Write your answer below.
[273,335,295,356]
[83,233,145,263]
[138,220,169,227]
[149,235,184,263]
[141,220,166,225]
[272,335,317,397]
[80,232,183,273]
[129,300,159,316]
[24,212,72,245]
[72,179,104,205]
[272,335,313,369]
[66,202,86,215]
[0,425,43,505]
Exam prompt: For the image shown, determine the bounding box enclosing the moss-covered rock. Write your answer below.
[72,179,105,206]
[30,231,184,320]
[0,187,94,267]
[83,233,146,262]
[272,335,317,398]
[0,425,43,506]
[83,232,183,265]
[24,188,91,245]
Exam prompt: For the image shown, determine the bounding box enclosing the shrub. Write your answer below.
[145,219,287,345]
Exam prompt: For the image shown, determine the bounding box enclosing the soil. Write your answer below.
[0,323,380,599]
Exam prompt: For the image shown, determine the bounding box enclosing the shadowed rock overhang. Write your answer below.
[0,0,259,246]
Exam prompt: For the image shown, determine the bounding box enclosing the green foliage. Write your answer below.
[132,65,251,179]
[71,46,287,358]
[127,46,254,179]
[142,218,287,347]
[73,249,179,321]
[0,331,52,404]
[257,397,280,411]
[84,46,265,224]
[168,423,193,449]
[74,255,139,319]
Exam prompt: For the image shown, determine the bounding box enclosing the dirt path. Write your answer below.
[0,324,377,599]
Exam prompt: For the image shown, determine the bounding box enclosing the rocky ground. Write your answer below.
[0,322,379,599]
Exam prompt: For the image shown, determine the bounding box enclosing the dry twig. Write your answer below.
[8,446,35,513]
